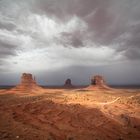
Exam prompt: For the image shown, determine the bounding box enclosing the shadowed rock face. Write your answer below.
[64,79,74,88]
[65,79,72,85]
[91,75,106,86]
[87,75,110,90]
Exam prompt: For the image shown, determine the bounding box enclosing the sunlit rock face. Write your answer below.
[21,73,36,86]
[64,79,74,88]
[11,73,43,93]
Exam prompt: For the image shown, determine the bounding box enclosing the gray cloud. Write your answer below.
[0,0,140,85]
[0,40,17,56]
[60,32,84,47]
[0,21,16,31]
[30,0,140,58]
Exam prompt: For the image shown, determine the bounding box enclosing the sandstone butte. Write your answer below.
[64,79,75,88]
[10,73,43,93]
[8,73,111,93]
[87,75,111,90]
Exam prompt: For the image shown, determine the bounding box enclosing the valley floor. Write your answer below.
[0,88,140,140]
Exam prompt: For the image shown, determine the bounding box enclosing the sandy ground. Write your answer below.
[0,87,140,140]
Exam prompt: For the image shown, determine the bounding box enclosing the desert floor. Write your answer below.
[0,87,140,140]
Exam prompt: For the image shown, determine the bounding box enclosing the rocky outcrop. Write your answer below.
[21,73,36,86]
[65,79,72,86]
[87,75,110,90]
[91,75,106,86]
[64,79,74,88]
[11,73,43,93]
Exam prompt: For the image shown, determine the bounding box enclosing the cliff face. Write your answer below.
[11,73,43,93]
[87,75,110,90]
[64,79,74,88]
[91,75,106,86]
[21,73,36,86]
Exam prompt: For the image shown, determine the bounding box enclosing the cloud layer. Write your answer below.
[0,0,140,85]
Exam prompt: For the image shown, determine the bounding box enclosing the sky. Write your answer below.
[0,0,140,85]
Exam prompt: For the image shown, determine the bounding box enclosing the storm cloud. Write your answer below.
[0,0,140,85]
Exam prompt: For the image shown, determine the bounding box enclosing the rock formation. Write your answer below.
[21,73,36,87]
[64,79,74,88]
[91,75,106,86]
[87,75,110,90]
[11,73,43,93]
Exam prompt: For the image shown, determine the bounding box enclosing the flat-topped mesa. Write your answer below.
[64,79,74,88]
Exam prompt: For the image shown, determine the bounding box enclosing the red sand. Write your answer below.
[0,87,140,140]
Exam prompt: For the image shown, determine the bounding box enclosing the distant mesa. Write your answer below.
[64,79,74,88]
[11,73,43,93]
[87,75,110,90]
[91,75,106,86]
[65,79,72,86]
[21,73,36,86]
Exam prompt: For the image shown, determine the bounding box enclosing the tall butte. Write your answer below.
[87,75,110,90]
[64,79,74,88]
[11,73,43,93]
[21,73,36,87]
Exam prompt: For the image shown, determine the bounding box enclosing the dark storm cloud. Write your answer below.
[0,0,140,58]
[0,39,18,69]
[0,21,16,31]
[29,0,140,59]
[124,23,140,60]
[0,0,140,85]
[0,39,17,57]
[60,32,84,47]
[32,0,112,44]
[33,0,110,19]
